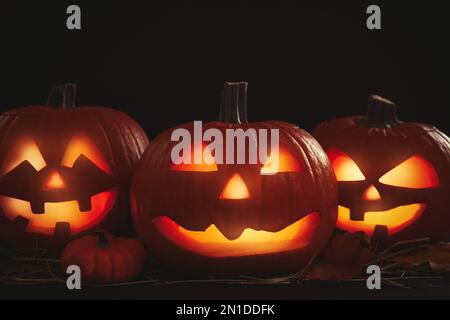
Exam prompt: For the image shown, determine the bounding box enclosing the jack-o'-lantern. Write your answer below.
[131,82,337,276]
[313,95,450,243]
[0,84,149,249]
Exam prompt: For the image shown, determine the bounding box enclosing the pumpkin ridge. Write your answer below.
[89,109,119,172]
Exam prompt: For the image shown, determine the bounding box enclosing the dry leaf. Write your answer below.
[305,231,374,280]
[389,242,450,274]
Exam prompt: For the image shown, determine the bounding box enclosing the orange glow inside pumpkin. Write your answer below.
[337,204,426,236]
[0,137,47,176]
[379,155,439,189]
[361,185,381,201]
[170,143,218,172]
[327,147,365,181]
[328,148,439,236]
[0,189,118,235]
[61,133,112,175]
[43,170,66,190]
[260,146,302,174]
[153,212,321,257]
[0,134,117,236]
[219,173,250,200]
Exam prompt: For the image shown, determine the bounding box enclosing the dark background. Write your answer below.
[1,0,449,138]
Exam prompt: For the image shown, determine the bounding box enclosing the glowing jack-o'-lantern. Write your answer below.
[131,82,337,276]
[0,84,149,248]
[313,95,450,243]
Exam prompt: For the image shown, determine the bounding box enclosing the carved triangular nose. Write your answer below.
[361,184,381,201]
[219,173,250,200]
[43,170,66,190]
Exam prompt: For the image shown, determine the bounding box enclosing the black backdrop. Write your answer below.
[2,0,449,139]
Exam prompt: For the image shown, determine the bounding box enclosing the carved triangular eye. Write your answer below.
[327,147,365,181]
[379,155,439,188]
[170,143,218,172]
[0,137,47,176]
[260,146,302,175]
[61,134,112,175]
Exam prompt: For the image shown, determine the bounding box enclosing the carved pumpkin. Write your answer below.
[61,232,146,283]
[131,82,337,276]
[313,95,450,243]
[0,84,149,249]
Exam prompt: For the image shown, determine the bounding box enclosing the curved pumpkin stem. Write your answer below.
[96,230,110,248]
[361,94,401,128]
[219,81,248,124]
[46,83,77,109]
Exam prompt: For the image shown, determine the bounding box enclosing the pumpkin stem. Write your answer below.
[46,83,77,108]
[360,94,401,128]
[96,230,109,248]
[219,81,248,124]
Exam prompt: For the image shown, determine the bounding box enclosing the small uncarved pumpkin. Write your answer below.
[61,232,146,283]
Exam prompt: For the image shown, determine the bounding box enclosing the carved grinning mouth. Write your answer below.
[337,203,426,236]
[0,188,118,236]
[153,211,321,257]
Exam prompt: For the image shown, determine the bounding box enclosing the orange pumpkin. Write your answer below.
[131,82,337,276]
[0,84,149,249]
[313,95,450,243]
[61,232,146,283]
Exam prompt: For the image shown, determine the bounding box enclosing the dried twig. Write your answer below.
[382,278,412,289]
[377,237,430,259]
[0,237,448,290]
